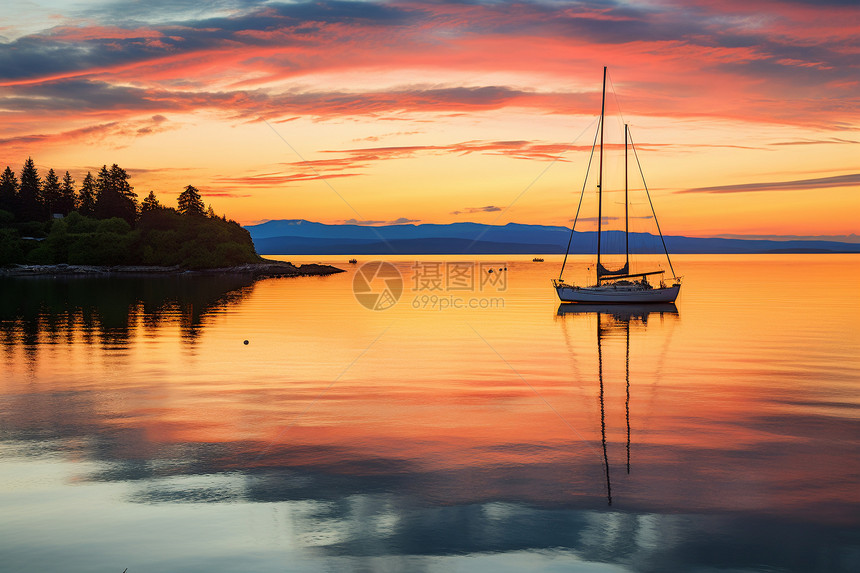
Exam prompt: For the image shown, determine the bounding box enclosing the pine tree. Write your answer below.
[58,171,76,215]
[110,164,135,201]
[206,204,216,219]
[19,158,43,221]
[95,163,137,223]
[141,190,161,212]
[77,172,96,216]
[177,185,204,216]
[0,166,19,215]
[42,168,61,216]
[94,165,109,207]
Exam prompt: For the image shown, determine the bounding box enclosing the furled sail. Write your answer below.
[597,262,629,279]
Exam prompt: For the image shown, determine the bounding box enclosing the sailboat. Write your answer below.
[554,67,681,304]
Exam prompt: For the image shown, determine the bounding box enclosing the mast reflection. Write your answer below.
[557,303,679,505]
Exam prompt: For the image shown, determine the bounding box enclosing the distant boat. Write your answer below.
[532,257,544,262]
[348,258,357,264]
[553,67,681,304]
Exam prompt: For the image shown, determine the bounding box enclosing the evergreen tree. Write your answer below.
[141,190,161,212]
[77,172,96,216]
[42,168,61,216]
[95,163,137,224]
[111,163,135,201]
[58,171,76,215]
[177,185,204,216]
[206,204,216,219]
[0,166,19,215]
[94,165,110,208]
[19,158,43,221]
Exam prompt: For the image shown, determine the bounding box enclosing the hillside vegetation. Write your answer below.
[0,159,261,268]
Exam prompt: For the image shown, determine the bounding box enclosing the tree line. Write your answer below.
[0,158,214,225]
[0,158,261,268]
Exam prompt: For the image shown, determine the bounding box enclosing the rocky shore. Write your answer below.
[0,260,344,278]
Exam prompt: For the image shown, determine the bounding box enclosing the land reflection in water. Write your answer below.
[0,274,256,350]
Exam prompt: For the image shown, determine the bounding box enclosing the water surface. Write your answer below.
[1,255,858,572]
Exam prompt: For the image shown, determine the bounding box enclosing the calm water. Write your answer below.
[1,255,859,572]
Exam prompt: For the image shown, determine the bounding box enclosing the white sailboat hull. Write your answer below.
[555,283,680,304]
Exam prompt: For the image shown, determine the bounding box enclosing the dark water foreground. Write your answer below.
[1,255,858,572]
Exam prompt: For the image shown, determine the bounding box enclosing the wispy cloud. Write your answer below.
[317,140,595,167]
[678,173,860,194]
[229,138,600,190]
[451,205,502,215]
[213,171,359,187]
[198,191,252,198]
[0,115,177,151]
[769,138,860,146]
[342,218,387,225]
[341,217,419,225]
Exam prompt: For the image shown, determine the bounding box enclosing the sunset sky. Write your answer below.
[1,0,858,236]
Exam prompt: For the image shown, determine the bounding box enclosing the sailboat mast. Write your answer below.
[625,123,629,270]
[596,66,606,280]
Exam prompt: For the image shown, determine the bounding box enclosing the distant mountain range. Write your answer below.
[244,220,860,255]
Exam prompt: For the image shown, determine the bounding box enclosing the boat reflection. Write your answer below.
[556,303,679,323]
[557,303,679,505]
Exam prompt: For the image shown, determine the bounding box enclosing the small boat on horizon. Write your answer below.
[348,258,357,264]
[553,67,681,304]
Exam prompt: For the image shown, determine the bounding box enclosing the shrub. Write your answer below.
[0,209,14,227]
[67,232,134,265]
[0,228,24,265]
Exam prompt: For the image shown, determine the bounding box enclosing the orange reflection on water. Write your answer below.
[1,255,859,520]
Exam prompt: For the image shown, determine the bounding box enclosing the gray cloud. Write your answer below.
[343,218,386,225]
[770,138,859,146]
[340,217,420,225]
[451,205,502,215]
[0,78,547,119]
[678,173,860,194]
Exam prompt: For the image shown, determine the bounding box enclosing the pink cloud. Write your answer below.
[213,172,360,187]
[0,0,858,154]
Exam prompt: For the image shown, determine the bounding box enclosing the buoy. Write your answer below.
[243,340,249,345]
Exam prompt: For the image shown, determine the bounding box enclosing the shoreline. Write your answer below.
[0,260,344,278]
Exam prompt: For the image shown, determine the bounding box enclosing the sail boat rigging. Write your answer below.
[554,67,681,304]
